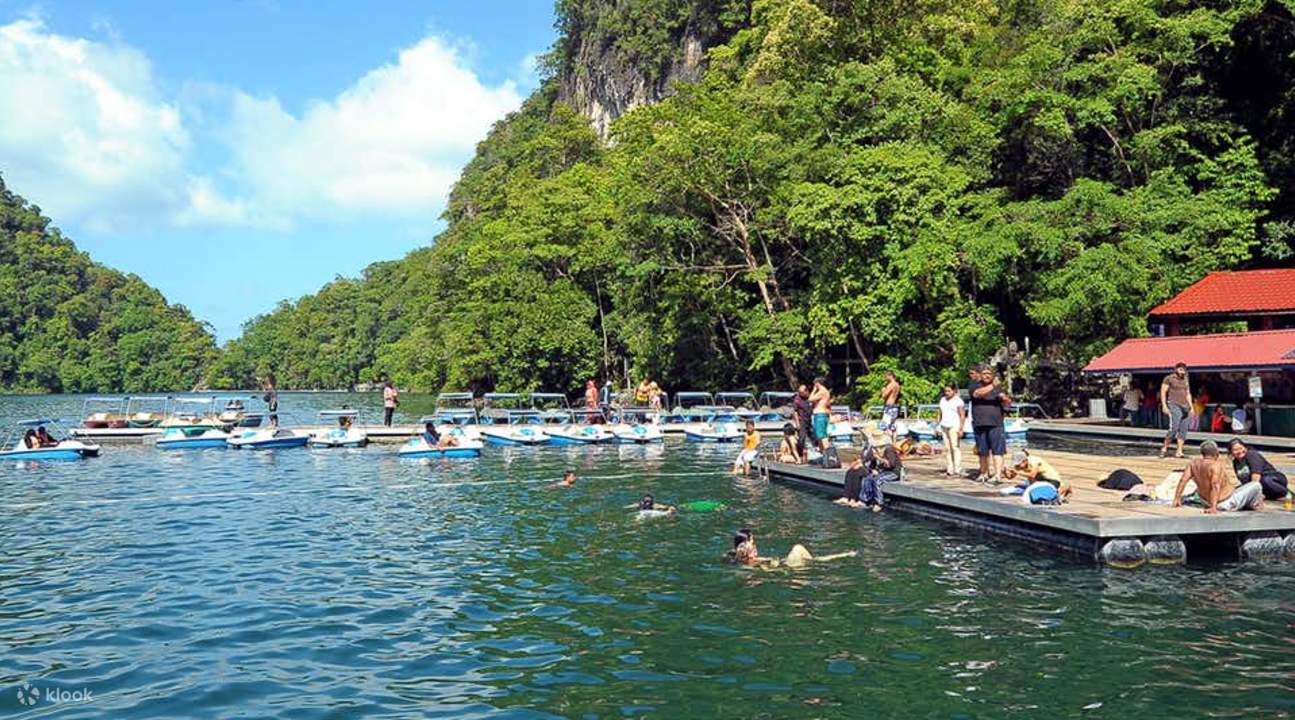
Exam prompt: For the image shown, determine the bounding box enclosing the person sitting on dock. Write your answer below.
[860,439,903,511]
[733,421,762,476]
[1005,450,1072,500]
[777,424,802,464]
[1227,438,1289,501]
[1173,440,1263,514]
[836,454,867,508]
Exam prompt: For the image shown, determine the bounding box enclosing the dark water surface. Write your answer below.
[1,395,1292,718]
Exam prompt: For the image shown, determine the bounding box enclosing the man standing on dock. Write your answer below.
[970,367,1009,483]
[880,371,902,441]
[809,377,833,451]
[794,384,814,454]
[1159,362,1193,460]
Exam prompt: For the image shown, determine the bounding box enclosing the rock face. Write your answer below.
[557,3,743,138]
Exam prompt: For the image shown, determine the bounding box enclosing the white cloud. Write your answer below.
[208,35,524,227]
[0,17,189,231]
[0,19,526,231]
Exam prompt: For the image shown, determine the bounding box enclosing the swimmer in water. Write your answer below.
[625,493,675,516]
[548,470,577,489]
[725,528,857,568]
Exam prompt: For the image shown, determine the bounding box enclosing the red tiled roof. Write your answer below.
[1149,269,1295,317]
[1084,329,1295,373]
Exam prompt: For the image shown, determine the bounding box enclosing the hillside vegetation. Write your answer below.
[0,177,217,393]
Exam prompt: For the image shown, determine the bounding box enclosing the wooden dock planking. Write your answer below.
[761,444,1295,564]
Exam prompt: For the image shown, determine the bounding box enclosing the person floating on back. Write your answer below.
[726,528,857,568]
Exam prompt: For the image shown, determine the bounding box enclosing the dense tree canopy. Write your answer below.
[0,176,217,393]
[24,0,1295,406]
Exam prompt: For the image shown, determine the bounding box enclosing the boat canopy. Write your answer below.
[319,409,359,418]
[759,391,795,404]
[673,392,714,407]
[529,393,570,409]
[483,393,524,405]
[17,418,57,427]
[417,415,441,424]
[435,392,475,406]
[716,392,757,408]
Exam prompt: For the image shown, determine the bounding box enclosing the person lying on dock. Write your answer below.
[1004,450,1072,500]
[777,424,802,464]
[1173,440,1263,514]
[725,529,857,568]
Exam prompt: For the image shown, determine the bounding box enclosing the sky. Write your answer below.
[0,0,557,341]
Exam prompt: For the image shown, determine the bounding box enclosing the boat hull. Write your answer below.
[609,426,665,444]
[157,438,229,450]
[480,428,550,446]
[1,441,99,461]
[227,430,309,450]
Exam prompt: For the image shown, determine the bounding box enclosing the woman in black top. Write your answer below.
[1228,438,1289,500]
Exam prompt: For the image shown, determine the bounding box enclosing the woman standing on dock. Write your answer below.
[382,381,399,427]
[938,383,965,477]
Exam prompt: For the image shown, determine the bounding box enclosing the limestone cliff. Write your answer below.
[554,1,749,137]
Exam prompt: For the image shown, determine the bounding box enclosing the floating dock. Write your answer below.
[70,420,795,444]
[760,448,1295,566]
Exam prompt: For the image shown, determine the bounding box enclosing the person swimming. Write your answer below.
[724,528,856,568]
[628,493,675,518]
[548,470,577,489]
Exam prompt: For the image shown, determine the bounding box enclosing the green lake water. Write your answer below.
[0,394,1292,718]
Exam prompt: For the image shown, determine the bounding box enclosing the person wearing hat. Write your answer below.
[858,437,902,511]
[1005,449,1071,499]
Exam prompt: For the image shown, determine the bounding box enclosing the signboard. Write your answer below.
[1249,375,1263,399]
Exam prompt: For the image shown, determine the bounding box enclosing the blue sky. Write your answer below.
[0,1,556,341]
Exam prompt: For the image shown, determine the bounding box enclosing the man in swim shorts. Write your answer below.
[809,377,832,451]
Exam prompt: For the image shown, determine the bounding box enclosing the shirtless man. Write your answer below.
[809,377,833,451]
[1172,441,1263,514]
[880,371,902,439]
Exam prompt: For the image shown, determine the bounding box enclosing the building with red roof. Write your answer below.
[1086,269,1295,435]
[1148,269,1295,335]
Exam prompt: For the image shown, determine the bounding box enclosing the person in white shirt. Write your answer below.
[937,383,966,476]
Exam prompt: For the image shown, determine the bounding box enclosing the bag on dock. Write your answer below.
[812,445,841,469]
[1098,469,1141,491]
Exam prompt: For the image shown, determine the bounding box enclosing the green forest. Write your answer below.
[7,0,1295,401]
[0,177,217,392]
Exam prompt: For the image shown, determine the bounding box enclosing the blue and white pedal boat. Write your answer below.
[684,422,743,443]
[155,427,230,450]
[0,419,100,461]
[227,427,309,450]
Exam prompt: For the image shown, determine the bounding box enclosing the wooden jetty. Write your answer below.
[69,420,794,444]
[760,447,1295,566]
